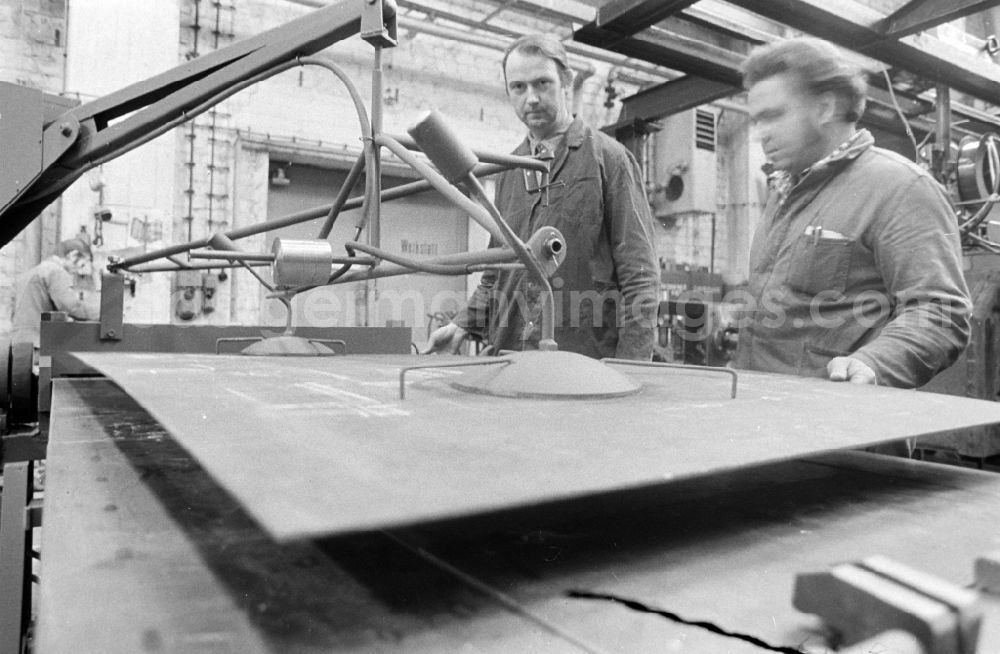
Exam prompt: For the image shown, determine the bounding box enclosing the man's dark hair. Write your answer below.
[741,37,868,123]
[501,34,574,88]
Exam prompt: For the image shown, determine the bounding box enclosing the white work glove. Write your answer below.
[423,323,469,354]
[827,356,877,385]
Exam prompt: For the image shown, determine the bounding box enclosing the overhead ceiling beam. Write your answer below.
[596,0,700,33]
[576,11,1000,137]
[618,75,740,122]
[575,23,746,86]
[724,0,1000,105]
[583,0,1000,107]
[872,0,1000,41]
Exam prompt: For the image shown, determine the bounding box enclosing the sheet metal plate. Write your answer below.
[73,352,1000,541]
[41,378,1000,653]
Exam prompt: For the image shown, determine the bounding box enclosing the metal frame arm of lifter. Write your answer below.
[0,0,395,247]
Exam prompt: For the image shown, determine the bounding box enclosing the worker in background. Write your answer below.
[10,236,100,361]
[425,34,660,359]
[735,37,971,388]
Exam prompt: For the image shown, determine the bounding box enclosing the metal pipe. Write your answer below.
[375,134,504,241]
[404,109,557,349]
[111,55,373,272]
[329,245,518,284]
[184,122,197,242]
[345,241,499,275]
[344,160,537,205]
[190,250,276,262]
[365,45,383,246]
[466,263,525,272]
[110,159,526,272]
[125,261,271,273]
[935,84,952,179]
[387,133,547,173]
[466,174,557,350]
[317,151,365,239]
[189,248,380,267]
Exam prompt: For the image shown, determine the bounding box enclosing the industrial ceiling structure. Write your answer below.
[393,0,1000,141]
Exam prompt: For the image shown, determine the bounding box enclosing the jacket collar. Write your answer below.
[516,117,585,154]
[515,117,585,184]
[768,129,874,201]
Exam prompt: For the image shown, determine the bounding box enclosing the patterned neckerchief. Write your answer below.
[768,129,870,204]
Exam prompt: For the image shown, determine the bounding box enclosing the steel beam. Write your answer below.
[720,0,1000,106]
[578,2,1000,140]
[596,0,699,33]
[873,0,1000,41]
[618,75,740,123]
[575,23,745,86]
[579,0,1000,109]
[587,35,997,140]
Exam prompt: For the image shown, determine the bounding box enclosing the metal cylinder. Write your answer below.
[406,109,479,183]
[271,238,333,288]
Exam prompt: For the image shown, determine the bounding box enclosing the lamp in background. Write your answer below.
[270,166,291,187]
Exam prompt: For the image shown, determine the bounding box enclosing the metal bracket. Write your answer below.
[361,0,397,48]
[99,272,125,341]
[0,432,47,464]
[398,358,509,400]
[602,359,738,398]
[975,550,1000,595]
[794,555,982,654]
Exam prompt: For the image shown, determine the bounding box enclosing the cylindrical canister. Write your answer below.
[407,109,479,183]
[271,238,333,288]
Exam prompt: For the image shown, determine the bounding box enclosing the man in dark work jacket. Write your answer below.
[735,37,970,388]
[426,34,659,359]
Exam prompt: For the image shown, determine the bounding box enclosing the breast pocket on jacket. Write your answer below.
[543,175,598,210]
[786,230,853,296]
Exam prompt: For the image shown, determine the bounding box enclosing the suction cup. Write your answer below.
[451,350,641,399]
[241,335,336,356]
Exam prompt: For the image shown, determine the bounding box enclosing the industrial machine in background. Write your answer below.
[655,264,737,367]
[917,119,1000,462]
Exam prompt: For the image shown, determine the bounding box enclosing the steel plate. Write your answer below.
[72,352,1000,541]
